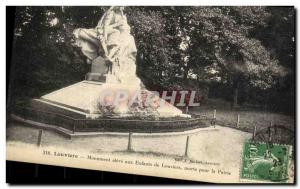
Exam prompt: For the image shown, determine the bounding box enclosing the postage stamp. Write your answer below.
[241,141,291,182]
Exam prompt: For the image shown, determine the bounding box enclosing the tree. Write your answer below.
[127,7,183,88]
[171,7,286,107]
[252,7,295,113]
[9,6,294,113]
[9,7,107,105]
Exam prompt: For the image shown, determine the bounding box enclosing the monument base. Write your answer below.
[11,81,211,134]
[32,80,188,119]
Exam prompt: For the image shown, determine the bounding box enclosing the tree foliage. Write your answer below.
[8,6,295,113]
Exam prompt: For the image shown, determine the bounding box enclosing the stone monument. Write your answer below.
[32,6,188,119]
[73,6,141,86]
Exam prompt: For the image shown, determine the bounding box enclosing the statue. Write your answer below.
[73,6,141,86]
[36,6,187,120]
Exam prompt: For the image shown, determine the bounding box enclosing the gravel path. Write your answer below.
[7,123,254,183]
[7,123,251,162]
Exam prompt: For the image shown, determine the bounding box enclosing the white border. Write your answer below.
[1,0,299,6]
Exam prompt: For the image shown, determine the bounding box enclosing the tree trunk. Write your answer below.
[205,86,209,99]
[183,68,188,81]
[233,87,239,108]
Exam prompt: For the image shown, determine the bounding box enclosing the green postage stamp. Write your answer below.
[241,141,292,182]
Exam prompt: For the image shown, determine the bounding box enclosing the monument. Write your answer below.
[32,6,188,119]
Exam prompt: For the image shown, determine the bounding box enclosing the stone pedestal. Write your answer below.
[85,56,108,82]
[33,80,187,119]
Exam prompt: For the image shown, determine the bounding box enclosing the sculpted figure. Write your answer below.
[73,28,100,63]
[73,28,109,78]
[97,7,137,62]
[73,6,141,86]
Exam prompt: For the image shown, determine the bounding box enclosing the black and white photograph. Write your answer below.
[6,5,296,184]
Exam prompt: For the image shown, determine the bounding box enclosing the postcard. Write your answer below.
[7,6,295,183]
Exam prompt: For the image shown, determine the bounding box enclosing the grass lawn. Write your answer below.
[190,98,294,133]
